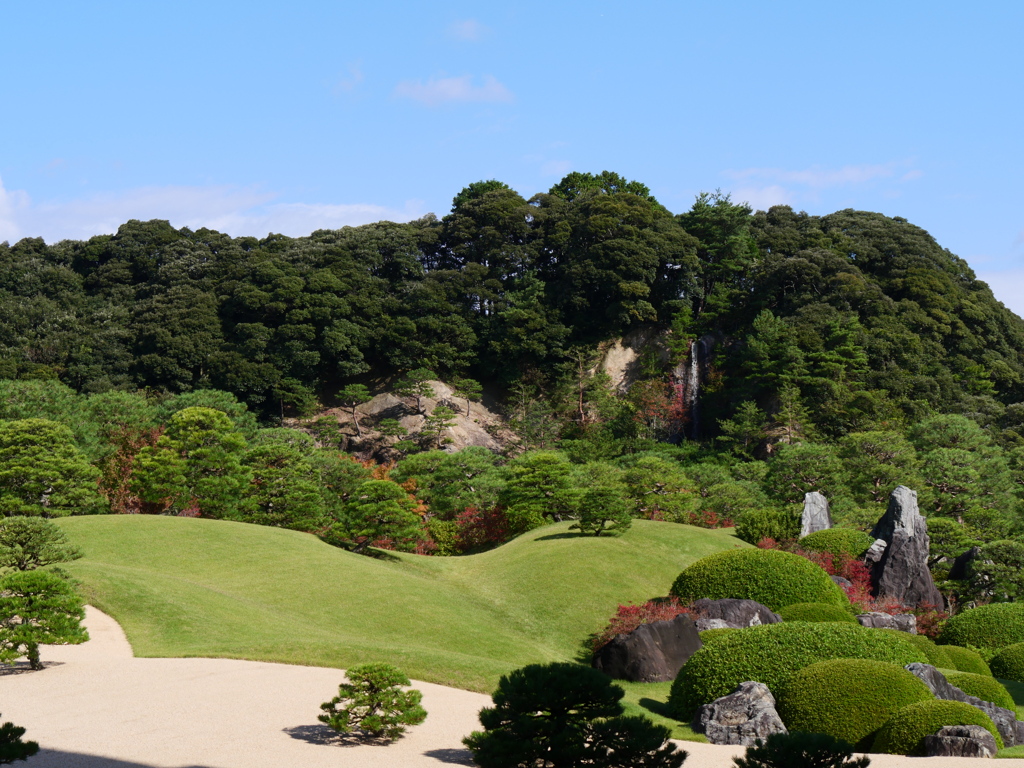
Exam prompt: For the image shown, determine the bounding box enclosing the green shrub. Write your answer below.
[735,508,799,545]
[942,645,992,676]
[881,630,953,669]
[939,603,1024,651]
[670,549,849,612]
[989,642,1024,683]
[318,663,427,741]
[945,672,1015,710]
[798,528,874,561]
[872,700,1002,755]
[667,622,926,718]
[776,659,933,748]
[776,603,858,624]
[697,628,738,646]
[734,731,869,768]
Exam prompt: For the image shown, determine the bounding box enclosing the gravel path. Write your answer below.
[2,607,1022,767]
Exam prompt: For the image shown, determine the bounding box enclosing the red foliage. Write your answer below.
[592,598,693,653]
[684,508,734,529]
[454,506,511,552]
[98,425,163,514]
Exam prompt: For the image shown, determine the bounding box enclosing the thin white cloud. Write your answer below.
[540,160,571,178]
[394,75,513,107]
[0,179,427,244]
[447,19,488,41]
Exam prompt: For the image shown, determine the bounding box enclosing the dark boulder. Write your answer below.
[906,663,1024,748]
[865,486,944,609]
[690,598,781,629]
[592,614,702,683]
[923,725,997,758]
[694,681,787,746]
[856,612,917,634]
[800,491,833,537]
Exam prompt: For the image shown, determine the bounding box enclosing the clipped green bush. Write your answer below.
[945,672,1015,710]
[668,622,926,718]
[670,549,849,612]
[735,508,799,545]
[776,659,933,748]
[881,630,953,669]
[776,603,858,624]
[990,642,1024,683]
[798,528,874,561]
[939,603,1024,651]
[872,700,1002,755]
[697,628,738,647]
[942,645,992,676]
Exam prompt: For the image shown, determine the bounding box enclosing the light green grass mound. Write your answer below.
[873,700,1002,755]
[940,603,1024,651]
[946,672,1015,710]
[990,643,1024,684]
[943,645,992,676]
[670,548,848,612]
[776,659,933,748]
[57,516,744,692]
[667,622,926,718]
[798,528,874,560]
[776,602,858,624]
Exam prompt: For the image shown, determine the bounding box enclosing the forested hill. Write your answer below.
[1,171,1023,446]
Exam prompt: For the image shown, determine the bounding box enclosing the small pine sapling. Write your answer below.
[0,570,88,669]
[452,377,483,418]
[319,663,427,742]
[336,384,372,438]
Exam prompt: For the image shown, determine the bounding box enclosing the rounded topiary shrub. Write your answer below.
[942,645,992,676]
[697,628,738,647]
[872,700,1002,755]
[670,549,849,612]
[667,622,926,718]
[776,603,858,624]
[945,672,1015,710]
[799,528,874,561]
[989,642,1024,683]
[881,630,953,670]
[776,659,933,748]
[939,603,1024,651]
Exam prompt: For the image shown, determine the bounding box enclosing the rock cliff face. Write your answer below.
[865,486,944,609]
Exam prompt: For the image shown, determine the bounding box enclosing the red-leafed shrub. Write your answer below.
[454,506,511,552]
[684,508,734,529]
[910,605,949,640]
[592,598,693,652]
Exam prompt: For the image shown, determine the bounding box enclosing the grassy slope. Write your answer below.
[58,516,745,696]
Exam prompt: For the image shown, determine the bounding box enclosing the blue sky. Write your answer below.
[2,2,1022,315]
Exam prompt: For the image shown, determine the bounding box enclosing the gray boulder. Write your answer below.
[800,491,833,537]
[856,611,918,634]
[831,575,853,588]
[694,681,787,746]
[906,663,1024,747]
[865,486,944,609]
[696,618,732,631]
[924,725,997,758]
[690,598,781,629]
[592,614,702,683]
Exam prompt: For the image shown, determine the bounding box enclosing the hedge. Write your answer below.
[776,659,933,748]
[798,528,874,561]
[945,672,1015,710]
[776,603,858,624]
[880,630,953,670]
[872,700,1002,755]
[939,603,1024,651]
[942,645,992,676]
[667,622,926,718]
[697,628,738,647]
[670,549,849,613]
[734,508,800,544]
[990,642,1024,684]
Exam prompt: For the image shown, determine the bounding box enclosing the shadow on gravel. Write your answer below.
[423,747,476,765]
[26,750,213,768]
[0,661,65,675]
[282,724,392,747]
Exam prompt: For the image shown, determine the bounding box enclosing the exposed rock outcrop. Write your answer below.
[592,615,702,683]
[800,492,832,537]
[694,681,787,746]
[865,486,944,609]
[689,598,781,630]
[856,612,917,634]
[923,725,997,758]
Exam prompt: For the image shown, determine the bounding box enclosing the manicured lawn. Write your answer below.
[59,516,745,693]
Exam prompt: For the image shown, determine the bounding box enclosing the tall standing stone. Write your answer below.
[864,486,944,609]
[799,492,832,537]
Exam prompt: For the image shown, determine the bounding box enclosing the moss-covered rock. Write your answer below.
[939,603,1024,651]
[945,671,1015,710]
[872,700,1002,755]
[670,549,848,612]
[776,658,933,748]
[799,528,874,561]
[777,602,858,624]
[667,621,927,718]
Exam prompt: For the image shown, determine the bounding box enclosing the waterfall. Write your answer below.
[684,339,703,439]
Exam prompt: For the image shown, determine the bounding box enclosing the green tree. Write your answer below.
[337,383,372,438]
[132,407,251,517]
[318,663,427,742]
[0,569,88,670]
[463,662,686,768]
[0,419,103,517]
[394,368,437,414]
[422,405,457,449]
[499,451,577,531]
[837,431,921,506]
[240,437,324,530]
[734,731,869,768]
[763,443,846,505]
[0,715,39,764]
[452,377,484,418]
[0,517,83,572]
[339,480,423,554]
[570,487,632,536]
